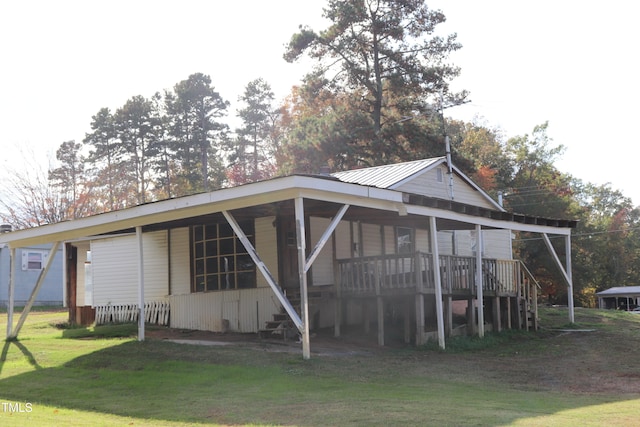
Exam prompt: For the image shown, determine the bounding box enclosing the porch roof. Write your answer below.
[0,173,576,248]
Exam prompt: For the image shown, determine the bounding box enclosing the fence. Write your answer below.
[94,300,170,326]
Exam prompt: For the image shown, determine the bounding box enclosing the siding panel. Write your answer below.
[91,231,168,306]
[255,216,279,288]
[169,287,280,333]
[169,228,190,295]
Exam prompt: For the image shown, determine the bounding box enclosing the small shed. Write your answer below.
[596,286,640,310]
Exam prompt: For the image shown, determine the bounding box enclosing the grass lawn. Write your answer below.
[1,306,639,426]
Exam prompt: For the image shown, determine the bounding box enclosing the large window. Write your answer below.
[191,222,256,292]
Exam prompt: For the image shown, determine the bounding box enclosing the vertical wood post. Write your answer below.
[332,233,342,337]
[376,296,384,346]
[294,197,311,359]
[429,217,445,349]
[6,247,16,339]
[475,225,484,338]
[415,294,425,345]
[565,235,574,324]
[136,226,145,341]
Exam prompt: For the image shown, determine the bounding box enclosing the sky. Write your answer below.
[2,1,639,204]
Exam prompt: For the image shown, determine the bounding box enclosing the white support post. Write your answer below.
[542,233,575,323]
[222,210,303,330]
[6,247,16,340]
[429,216,445,349]
[476,225,485,338]
[11,241,61,338]
[294,197,311,359]
[136,226,145,341]
[565,234,575,323]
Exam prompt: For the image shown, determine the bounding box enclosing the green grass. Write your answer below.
[1,308,639,426]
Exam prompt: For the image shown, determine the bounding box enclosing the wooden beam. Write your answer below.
[294,197,311,360]
[429,216,445,349]
[10,241,61,339]
[476,225,485,338]
[136,227,145,341]
[6,247,16,339]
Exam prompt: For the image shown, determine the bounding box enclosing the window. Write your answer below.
[436,167,444,183]
[22,250,47,271]
[396,227,414,254]
[191,222,256,292]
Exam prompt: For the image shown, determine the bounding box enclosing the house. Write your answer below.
[1,157,577,358]
[0,239,64,307]
[596,286,640,310]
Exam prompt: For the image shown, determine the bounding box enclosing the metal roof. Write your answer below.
[596,286,640,296]
[332,157,444,189]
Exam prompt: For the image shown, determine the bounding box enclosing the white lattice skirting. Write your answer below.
[95,301,170,326]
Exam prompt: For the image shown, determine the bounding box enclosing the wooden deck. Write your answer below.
[336,252,523,298]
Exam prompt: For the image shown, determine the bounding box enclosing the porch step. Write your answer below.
[259,315,296,340]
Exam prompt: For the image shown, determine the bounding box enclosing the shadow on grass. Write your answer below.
[0,331,637,426]
[0,339,43,376]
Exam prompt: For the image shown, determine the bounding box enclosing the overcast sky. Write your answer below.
[2,0,639,205]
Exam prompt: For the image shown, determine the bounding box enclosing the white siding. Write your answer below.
[310,217,334,286]
[396,168,496,209]
[437,231,453,256]
[482,229,513,259]
[361,223,382,256]
[169,287,280,333]
[383,226,395,255]
[335,221,352,259]
[91,231,169,306]
[436,230,512,259]
[169,228,190,295]
[255,216,279,288]
[416,228,430,252]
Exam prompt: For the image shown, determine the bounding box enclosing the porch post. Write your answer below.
[136,226,145,341]
[6,247,16,340]
[475,225,485,338]
[11,241,61,338]
[294,197,311,360]
[565,234,575,323]
[429,216,445,349]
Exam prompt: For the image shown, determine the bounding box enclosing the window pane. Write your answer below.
[194,276,205,292]
[206,257,218,274]
[237,271,255,289]
[195,242,204,258]
[219,238,234,255]
[221,272,232,290]
[195,259,205,275]
[236,255,254,271]
[206,275,219,291]
[193,225,204,242]
[219,223,233,238]
[205,240,217,257]
[205,224,217,240]
[397,227,413,254]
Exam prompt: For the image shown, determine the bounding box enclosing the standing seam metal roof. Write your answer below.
[331,157,444,189]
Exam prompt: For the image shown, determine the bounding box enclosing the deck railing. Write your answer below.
[337,252,521,296]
